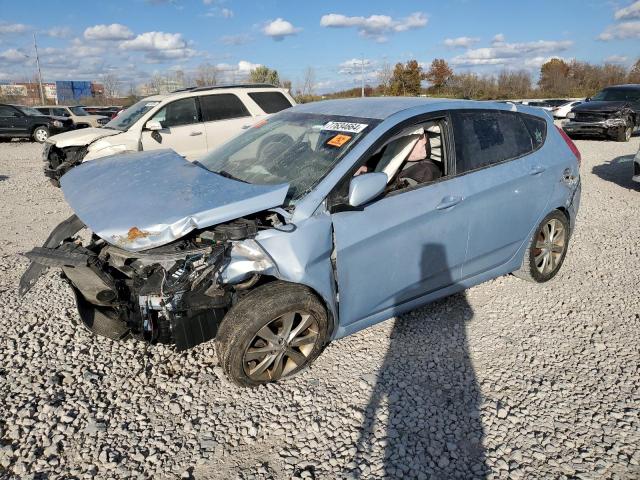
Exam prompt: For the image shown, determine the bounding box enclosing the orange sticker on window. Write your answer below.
[327,134,352,147]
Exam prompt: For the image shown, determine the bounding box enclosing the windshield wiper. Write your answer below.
[218,170,248,183]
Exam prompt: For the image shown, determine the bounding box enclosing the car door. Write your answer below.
[199,93,254,151]
[330,116,470,332]
[450,110,555,278]
[140,97,207,160]
[0,106,26,136]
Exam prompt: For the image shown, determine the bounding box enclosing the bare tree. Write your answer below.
[302,67,316,97]
[377,60,393,95]
[194,63,219,87]
[102,73,120,98]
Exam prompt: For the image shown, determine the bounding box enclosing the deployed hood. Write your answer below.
[60,149,289,252]
[48,127,121,148]
[573,101,630,113]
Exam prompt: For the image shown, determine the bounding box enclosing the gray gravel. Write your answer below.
[1,134,639,480]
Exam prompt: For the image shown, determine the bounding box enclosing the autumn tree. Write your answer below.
[249,66,280,86]
[539,58,571,96]
[425,58,453,91]
[389,60,423,96]
[496,70,532,99]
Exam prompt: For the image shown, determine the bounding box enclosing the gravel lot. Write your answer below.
[1,133,639,480]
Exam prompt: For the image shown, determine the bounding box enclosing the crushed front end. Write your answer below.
[562,109,633,139]
[20,215,272,351]
[43,143,88,187]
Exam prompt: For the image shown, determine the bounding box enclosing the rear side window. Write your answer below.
[200,94,250,122]
[248,92,292,114]
[0,106,18,117]
[520,114,547,150]
[451,110,536,174]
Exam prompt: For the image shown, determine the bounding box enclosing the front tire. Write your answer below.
[514,210,570,283]
[32,126,49,143]
[216,281,328,387]
[613,119,632,142]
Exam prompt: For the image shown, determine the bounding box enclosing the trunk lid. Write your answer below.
[48,127,121,148]
[60,149,289,252]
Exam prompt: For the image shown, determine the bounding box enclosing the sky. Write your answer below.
[0,0,639,93]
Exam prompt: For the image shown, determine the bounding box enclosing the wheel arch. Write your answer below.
[241,274,337,342]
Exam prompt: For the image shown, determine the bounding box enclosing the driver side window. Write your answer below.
[151,98,199,129]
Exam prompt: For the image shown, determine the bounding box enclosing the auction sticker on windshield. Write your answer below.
[322,121,368,133]
[326,134,352,147]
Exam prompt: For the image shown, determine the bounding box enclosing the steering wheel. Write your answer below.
[257,134,294,166]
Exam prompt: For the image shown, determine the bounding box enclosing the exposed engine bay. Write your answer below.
[43,144,88,187]
[20,213,285,351]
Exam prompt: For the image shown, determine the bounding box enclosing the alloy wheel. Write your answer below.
[243,311,319,382]
[35,129,48,142]
[533,218,566,275]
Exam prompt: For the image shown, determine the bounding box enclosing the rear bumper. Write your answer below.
[568,177,581,233]
[633,156,640,183]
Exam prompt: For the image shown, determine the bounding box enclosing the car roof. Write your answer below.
[287,97,537,120]
[601,84,640,90]
[146,84,289,102]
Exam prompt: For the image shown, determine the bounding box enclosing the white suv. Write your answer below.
[43,84,296,185]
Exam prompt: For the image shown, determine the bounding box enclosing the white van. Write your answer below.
[43,84,296,185]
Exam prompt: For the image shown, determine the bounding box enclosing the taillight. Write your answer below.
[555,125,581,167]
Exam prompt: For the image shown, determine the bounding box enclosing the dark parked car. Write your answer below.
[0,104,74,143]
[563,84,640,142]
[20,98,582,387]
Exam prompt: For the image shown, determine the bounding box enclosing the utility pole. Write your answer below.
[361,54,365,97]
[33,33,45,104]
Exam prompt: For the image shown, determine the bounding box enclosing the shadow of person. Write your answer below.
[591,154,639,191]
[352,243,486,479]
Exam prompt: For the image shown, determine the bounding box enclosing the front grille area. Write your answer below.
[574,112,606,123]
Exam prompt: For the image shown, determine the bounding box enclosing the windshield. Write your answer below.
[69,106,88,116]
[591,88,640,102]
[104,99,161,131]
[199,112,379,203]
[17,106,44,116]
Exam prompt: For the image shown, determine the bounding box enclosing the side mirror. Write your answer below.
[348,172,388,207]
[145,120,162,131]
[585,97,591,102]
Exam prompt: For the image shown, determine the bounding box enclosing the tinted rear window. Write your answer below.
[200,93,250,122]
[248,91,292,114]
[452,110,537,174]
[520,114,547,150]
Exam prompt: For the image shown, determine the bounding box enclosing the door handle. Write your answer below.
[436,196,462,210]
[530,165,546,175]
[189,131,203,136]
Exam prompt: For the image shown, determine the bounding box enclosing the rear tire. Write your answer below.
[32,126,49,143]
[216,281,328,387]
[513,210,570,283]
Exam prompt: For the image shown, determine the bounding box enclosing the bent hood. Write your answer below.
[573,101,630,114]
[48,127,121,148]
[60,149,289,252]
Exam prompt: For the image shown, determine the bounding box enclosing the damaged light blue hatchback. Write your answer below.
[20,98,582,387]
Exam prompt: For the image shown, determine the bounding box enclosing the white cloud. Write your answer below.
[43,27,72,38]
[598,20,640,40]
[221,8,233,18]
[320,12,427,42]
[84,23,134,41]
[237,60,260,73]
[120,31,196,60]
[492,33,505,43]
[0,48,28,63]
[614,1,640,20]
[339,58,375,74]
[263,18,302,40]
[221,34,252,45]
[70,39,105,58]
[0,23,29,35]
[451,37,573,66]
[204,6,234,18]
[605,54,628,63]
[444,36,480,48]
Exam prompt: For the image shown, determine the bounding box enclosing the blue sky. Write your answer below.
[0,0,639,93]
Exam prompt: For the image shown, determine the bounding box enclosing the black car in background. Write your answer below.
[0,104,74,143]
[563,84,640,142]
